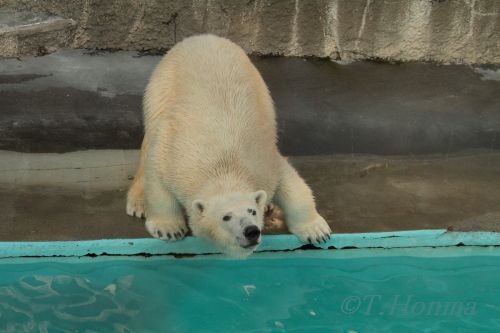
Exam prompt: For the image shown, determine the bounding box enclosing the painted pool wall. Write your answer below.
[1,230,499,258]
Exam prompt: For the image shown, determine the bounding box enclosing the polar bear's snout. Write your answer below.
[242,225,261,247]
[230,213,262,249]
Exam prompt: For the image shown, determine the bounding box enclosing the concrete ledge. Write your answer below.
[0,9,76,57]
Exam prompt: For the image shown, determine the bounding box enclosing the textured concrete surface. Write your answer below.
[1,150,499,241]
[0,8,75,57]
[1,0,500,64]
[1,50,500,154]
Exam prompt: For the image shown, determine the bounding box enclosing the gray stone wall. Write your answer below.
[2,0,500,64]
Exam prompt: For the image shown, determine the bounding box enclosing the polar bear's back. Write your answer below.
[144,35,281,201]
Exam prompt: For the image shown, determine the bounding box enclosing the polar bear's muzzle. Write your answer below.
[241,225,261,248]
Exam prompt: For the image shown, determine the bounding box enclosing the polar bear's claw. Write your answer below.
[290,215,332,245]
[126,196,145,219]
[146,217,188,241]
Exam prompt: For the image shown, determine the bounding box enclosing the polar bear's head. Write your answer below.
[191,190,267,257]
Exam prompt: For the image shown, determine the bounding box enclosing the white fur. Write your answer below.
[127,34,331,257]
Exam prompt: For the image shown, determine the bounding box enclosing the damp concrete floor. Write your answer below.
[0,50,499,241]
[0,149,499,241]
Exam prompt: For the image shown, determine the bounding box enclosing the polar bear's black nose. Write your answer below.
[243,225,261,242]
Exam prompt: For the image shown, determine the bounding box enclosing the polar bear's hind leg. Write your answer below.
[126,135,148,219]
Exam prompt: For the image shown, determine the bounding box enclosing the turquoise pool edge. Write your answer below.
[0,229,499,258]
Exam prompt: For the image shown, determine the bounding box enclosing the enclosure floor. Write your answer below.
[0,149,498,241]
[1,52,499,241]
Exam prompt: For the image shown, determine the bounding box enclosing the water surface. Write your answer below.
[1,248,499,332]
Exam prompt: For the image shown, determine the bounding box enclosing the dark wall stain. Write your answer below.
[1,58,500,155]
[0,73,52,84]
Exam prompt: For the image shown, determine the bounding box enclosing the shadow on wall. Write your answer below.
[0,50,499,154]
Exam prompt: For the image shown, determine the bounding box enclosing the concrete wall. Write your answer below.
[2,0,500,64]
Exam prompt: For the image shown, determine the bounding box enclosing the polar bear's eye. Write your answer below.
[223,215,232,222]
[248,209,256,216]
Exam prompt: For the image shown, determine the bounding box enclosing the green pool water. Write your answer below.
[1,247,499,333]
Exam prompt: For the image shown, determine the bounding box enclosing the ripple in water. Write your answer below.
[0,274,139,333]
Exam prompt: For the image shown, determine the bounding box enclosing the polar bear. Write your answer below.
[126,34,331,257]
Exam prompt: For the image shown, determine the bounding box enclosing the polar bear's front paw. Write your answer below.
[145,217,188,241]
[126,194,145,219]
[290,215,332,244]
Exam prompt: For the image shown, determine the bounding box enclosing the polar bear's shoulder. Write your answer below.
[165,34,245,61]
[175,34,241,51]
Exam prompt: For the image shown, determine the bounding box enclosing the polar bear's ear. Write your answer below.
[192,200,206,216]
[253,190,267,209]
